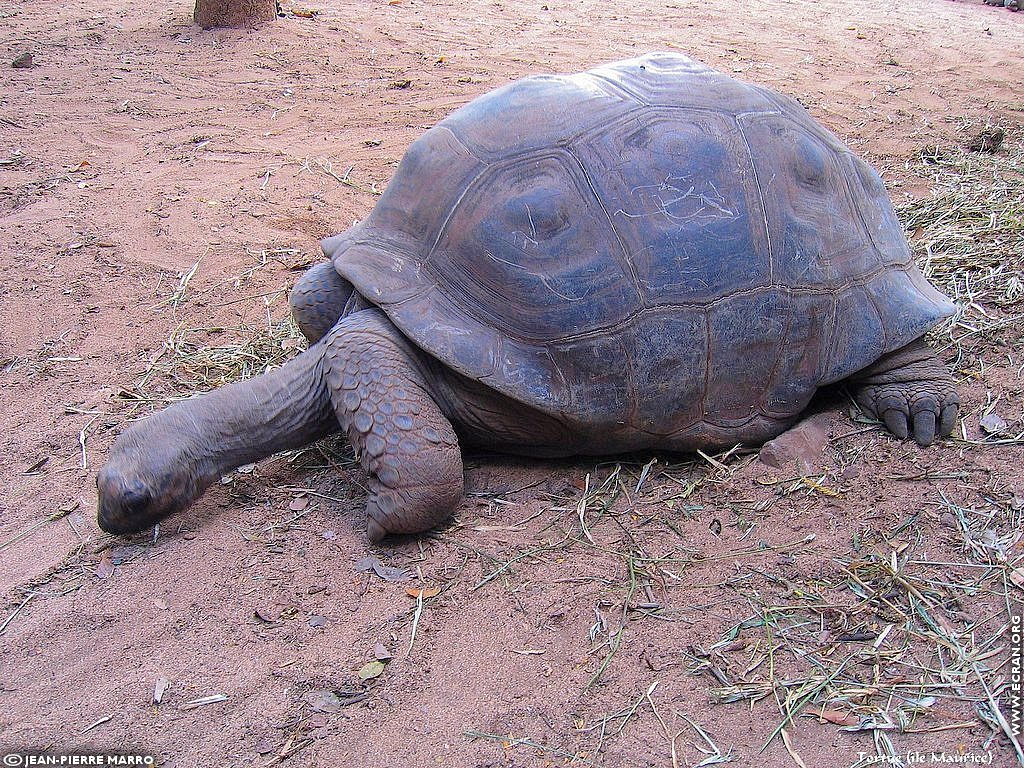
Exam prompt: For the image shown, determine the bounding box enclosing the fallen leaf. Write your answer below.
[808,707,859,726]
[153,677,170,705]
[354,556,411,582]
[406,586,441,599]
[358,661,386,680]
[289,495,309,512]
[67,159,91,172]
[902,695,936,710]
[95,552,115,579]
[979,412,1008,435]
[779,726,808,768]
[291,8,317,17]
[387,0,402,5]
[303,689,341,713]
[254,607,280,623]
[388,79,411,89]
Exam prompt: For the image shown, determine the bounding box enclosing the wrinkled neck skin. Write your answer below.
[172,347,337,482]
[99,344,339,533]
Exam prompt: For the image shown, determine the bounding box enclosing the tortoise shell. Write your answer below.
[322,53,952,448]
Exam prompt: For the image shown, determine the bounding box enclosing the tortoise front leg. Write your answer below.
[850,337,959,446]
[322,309,464,541]
[289,261,355,344]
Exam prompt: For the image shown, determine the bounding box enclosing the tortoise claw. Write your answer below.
[939,400,959,438]
[912,409,937,446]
[882,409,909,440]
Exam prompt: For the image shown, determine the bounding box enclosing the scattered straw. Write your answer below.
[898,142,1024,365]
[121,314,306,411]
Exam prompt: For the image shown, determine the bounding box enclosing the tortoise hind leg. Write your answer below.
[322,309,464,541]
[289,261,355,344]
[850,337,959,446]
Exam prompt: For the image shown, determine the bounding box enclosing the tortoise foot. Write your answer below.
[323,309,464,540]
[851,338,959,446]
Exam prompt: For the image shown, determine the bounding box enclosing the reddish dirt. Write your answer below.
[1,0,1023,766]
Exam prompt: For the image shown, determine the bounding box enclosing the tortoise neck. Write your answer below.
[170,345,338,485]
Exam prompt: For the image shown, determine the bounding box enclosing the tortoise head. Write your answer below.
[96,413,208,535]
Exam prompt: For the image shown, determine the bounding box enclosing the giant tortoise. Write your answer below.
[97,53,959,541]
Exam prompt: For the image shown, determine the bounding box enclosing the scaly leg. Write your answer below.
[322,309,464,540]
[289,261,354,344]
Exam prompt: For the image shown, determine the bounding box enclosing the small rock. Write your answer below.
[758,414,832,474]
[308,614,327,628]
[11,52,35,69]
[939,512,958,529]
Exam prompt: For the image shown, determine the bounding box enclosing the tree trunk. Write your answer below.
[194,0,277,29]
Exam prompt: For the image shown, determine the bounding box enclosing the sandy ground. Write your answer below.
[1,0,1023,766]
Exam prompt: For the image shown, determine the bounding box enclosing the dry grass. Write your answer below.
[900,142,1024,362]
[119,298,307,413]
